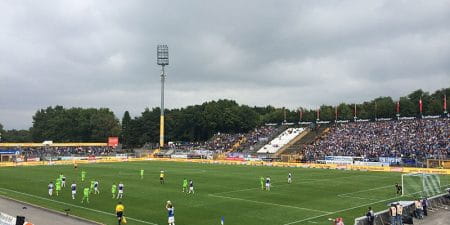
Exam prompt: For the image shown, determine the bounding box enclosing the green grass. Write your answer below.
[0,161,449,225]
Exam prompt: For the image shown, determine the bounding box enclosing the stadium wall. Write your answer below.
[1,157,450,175]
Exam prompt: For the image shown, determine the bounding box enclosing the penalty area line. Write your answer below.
[0,187,158,225]
[209,193,330,214]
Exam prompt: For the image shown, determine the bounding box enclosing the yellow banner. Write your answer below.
[1,158,450,175]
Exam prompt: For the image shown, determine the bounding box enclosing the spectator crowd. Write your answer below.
[17,146,115,158]
[168,126,284,153]
[301,118,449,162]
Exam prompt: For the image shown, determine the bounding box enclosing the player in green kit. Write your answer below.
[55,178,62,196]
[260,176,265,190]
[182,178,188,192]
[140,169,144,179]
[112,183,117,198]
[81,187,90,203]
[81,170,86,182]
[89,181,95,193]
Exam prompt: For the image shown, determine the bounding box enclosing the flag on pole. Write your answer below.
[299,109,303,122]
[419,98,423,114]
[317,108,320,121]
[335,106,338,121]
[221,216,224,225]
[396,101,400,114]
[444,94,447,113]
[354,104,357,118]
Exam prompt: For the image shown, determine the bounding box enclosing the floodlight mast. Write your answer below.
[157,44,169,148]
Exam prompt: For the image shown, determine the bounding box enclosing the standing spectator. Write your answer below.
[389,204,397,225]
[331,217,344,225]
[395,203,403,225]
[366,207,375,225]
[422,198,428,216]
[414,199,423,219]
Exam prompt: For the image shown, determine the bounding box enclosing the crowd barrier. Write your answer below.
[1,157,450,175]
[353,193,450,225]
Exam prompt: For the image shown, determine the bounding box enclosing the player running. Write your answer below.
[112,183,117,198]
[265,177,271,191]
[81,170,86,182]
[140,169,144,179]
[94,181,100,194]
[71,183,77,199]
[288,172,292,184]
[182,178,188,192]
[89,181,95,194]
[81,187,90,203]
[260,176,265,190]
[160,170,165,184]
[188,180,194,194]
[55,179,62,196]
[48,181,54,196]
[166,201,175,225]
[117,182,124,199]
[115,202,125,225]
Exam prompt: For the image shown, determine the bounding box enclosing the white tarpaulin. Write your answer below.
[0,212,16,225]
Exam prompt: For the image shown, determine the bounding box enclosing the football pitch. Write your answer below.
[0,161,449,225]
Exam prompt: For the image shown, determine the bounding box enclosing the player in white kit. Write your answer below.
[288,172,292,184]
[94,181,100,194]
[48,182,54,196]
[117,182,124,199]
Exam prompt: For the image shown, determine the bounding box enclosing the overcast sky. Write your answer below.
[1,0,450,129]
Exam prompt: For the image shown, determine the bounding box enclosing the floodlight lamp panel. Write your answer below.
[157,44,169,66]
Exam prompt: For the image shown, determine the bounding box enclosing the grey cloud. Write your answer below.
[1,0,450,129]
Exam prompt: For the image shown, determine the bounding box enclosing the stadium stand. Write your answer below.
[299,118,449,163]
[282,126,328,154]
[257,128,305,154]
[235,126,286,153]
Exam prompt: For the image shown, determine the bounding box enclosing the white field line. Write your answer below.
[211,173,394,196]
[337,185,393,200]
[208,193,330,214]
[338,195,381,201]
[0,187,158,225]
[282,194,404,225]
[211,180,319,195]
[282,187,441,225]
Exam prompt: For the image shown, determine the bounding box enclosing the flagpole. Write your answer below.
[396,101,400,119]
[444,94,447,114]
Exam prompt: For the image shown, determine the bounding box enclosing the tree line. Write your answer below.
[0,87,448,146]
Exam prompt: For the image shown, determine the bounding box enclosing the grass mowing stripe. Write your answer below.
[0,187,158,225]
[208,193,330,214]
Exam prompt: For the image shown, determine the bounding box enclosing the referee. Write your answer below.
[115,202,125,225]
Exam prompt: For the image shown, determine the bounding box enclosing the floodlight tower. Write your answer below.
[157,44,169,148]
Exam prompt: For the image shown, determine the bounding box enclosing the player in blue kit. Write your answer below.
[166,200,175,225]
[71,183,77,199]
